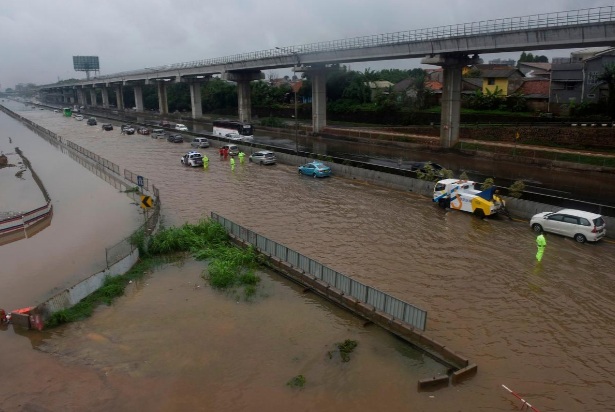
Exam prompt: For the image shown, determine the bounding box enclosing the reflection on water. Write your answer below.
[2,102,615,411]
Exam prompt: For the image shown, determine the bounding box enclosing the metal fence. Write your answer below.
[211,212,427,331]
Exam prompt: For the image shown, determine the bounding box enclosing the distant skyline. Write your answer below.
[0,0,608,89]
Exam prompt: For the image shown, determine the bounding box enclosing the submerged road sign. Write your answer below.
[140,195,153,209]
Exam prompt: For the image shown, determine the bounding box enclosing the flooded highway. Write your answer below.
[2,102,615,411]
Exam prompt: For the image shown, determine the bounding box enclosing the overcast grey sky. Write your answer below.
[0,0,608,89]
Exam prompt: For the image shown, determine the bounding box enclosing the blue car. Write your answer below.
[298,161,332,178]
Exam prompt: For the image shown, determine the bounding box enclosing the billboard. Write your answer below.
[73,56,100,71]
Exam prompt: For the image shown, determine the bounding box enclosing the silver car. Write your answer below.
[191,137,210,148]
[249,150,276,165]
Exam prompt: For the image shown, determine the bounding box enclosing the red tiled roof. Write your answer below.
[425,80,442,90]
[516,79,549,95]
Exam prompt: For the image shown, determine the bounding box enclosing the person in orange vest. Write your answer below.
[223,147,229,160]
[219,147,224,159]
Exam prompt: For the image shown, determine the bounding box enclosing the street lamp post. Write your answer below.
[294,89,299,154]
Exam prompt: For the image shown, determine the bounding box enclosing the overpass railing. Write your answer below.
[70,6,615,82]
[211,212,428,331]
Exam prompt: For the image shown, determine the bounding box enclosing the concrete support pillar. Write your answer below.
[236,80,252,123]
[421,53,482,148]
[189,83,202,119]
[76,89,85,106]
[134,86,144,112]
[221,70,264,123]
[101,87,110,108]
[157,82,168,115]
[114,85,124,110]
[311,69,327,133]
[440,66,462,148]
[89,89,97,106]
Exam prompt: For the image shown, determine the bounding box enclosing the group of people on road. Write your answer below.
[212,146,246,171]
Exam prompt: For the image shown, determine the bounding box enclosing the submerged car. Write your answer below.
[152,128,166,139]
[137,127,150,135]
[87,117,97,126]
[101,123,113,131]
[249,150,276,165]
[191,137,210,148]
[298,161,332,178]
[181,151,204,167]
[167,134,184,143]
[121,125,135,135]
[221,144,239,156]
[530,209,606,243]
[175,123,189,131]
[74,114,84,121]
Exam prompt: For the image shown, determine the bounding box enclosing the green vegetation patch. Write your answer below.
[335,339,358,362]
[47,220,262,328]
[286,374,306,389]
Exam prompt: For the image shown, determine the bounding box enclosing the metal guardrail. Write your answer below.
[80,6,615,82]
[211,212,428,331]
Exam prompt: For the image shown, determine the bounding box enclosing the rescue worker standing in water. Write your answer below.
[536,231,547,262]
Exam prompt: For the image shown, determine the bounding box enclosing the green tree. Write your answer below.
[594,63,615,118]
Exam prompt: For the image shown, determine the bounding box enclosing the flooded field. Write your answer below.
[2,102,615,411]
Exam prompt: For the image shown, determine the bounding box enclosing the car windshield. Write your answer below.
[434,183,446,191]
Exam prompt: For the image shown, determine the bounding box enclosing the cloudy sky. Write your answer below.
[0,0,607,89]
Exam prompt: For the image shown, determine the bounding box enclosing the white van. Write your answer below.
[175,123,188,131]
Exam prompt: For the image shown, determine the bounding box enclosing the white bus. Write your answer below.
[212,119,254,142]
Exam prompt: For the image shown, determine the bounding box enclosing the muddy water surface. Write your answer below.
[2,102,615,411]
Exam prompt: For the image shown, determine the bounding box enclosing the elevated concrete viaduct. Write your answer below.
[37,7,615,147]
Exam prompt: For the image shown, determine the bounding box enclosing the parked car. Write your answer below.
[137,127,150,135]
[74,114,84,121]
[249,150,276,165]
[53,109,59,113]
[530,209,607,243]
[221,144,239,156]
[181,151,204,167]
[298,161,332,178]
[175,123,189,131]
[191,137,210,148]
[167,134,184,143]
[87,117,97,126]
[160,120,170,127]
[101,123,114,131]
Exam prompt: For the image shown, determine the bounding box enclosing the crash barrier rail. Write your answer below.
[210,212,427,331]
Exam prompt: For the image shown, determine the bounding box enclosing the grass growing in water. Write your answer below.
[337,339,358,362]
[286,374,306,389]
[47,220,261,327]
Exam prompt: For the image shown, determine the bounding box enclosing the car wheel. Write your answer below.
[259,161,263,165]
[574,233,587,243]
[473,208,485,219]
[532,224,543,233]
[298,169,302,174]
[249,158,253,163]
[313,173,317,178]
[438,198,449,209]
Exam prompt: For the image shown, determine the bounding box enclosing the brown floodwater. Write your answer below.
[2,101,615,411]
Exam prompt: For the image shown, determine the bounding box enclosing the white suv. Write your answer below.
[530,209,607,243]
[175,124,189,131]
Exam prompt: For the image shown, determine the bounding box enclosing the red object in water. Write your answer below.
[0,309,6,323]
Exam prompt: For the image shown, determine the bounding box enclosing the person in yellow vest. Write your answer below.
[202,154,209,170]
[238,151,246,164]
[230,156,235,171]
[536,231,547,262]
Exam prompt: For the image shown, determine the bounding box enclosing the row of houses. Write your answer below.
[269,47,614,115]
[390,47,615,115]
